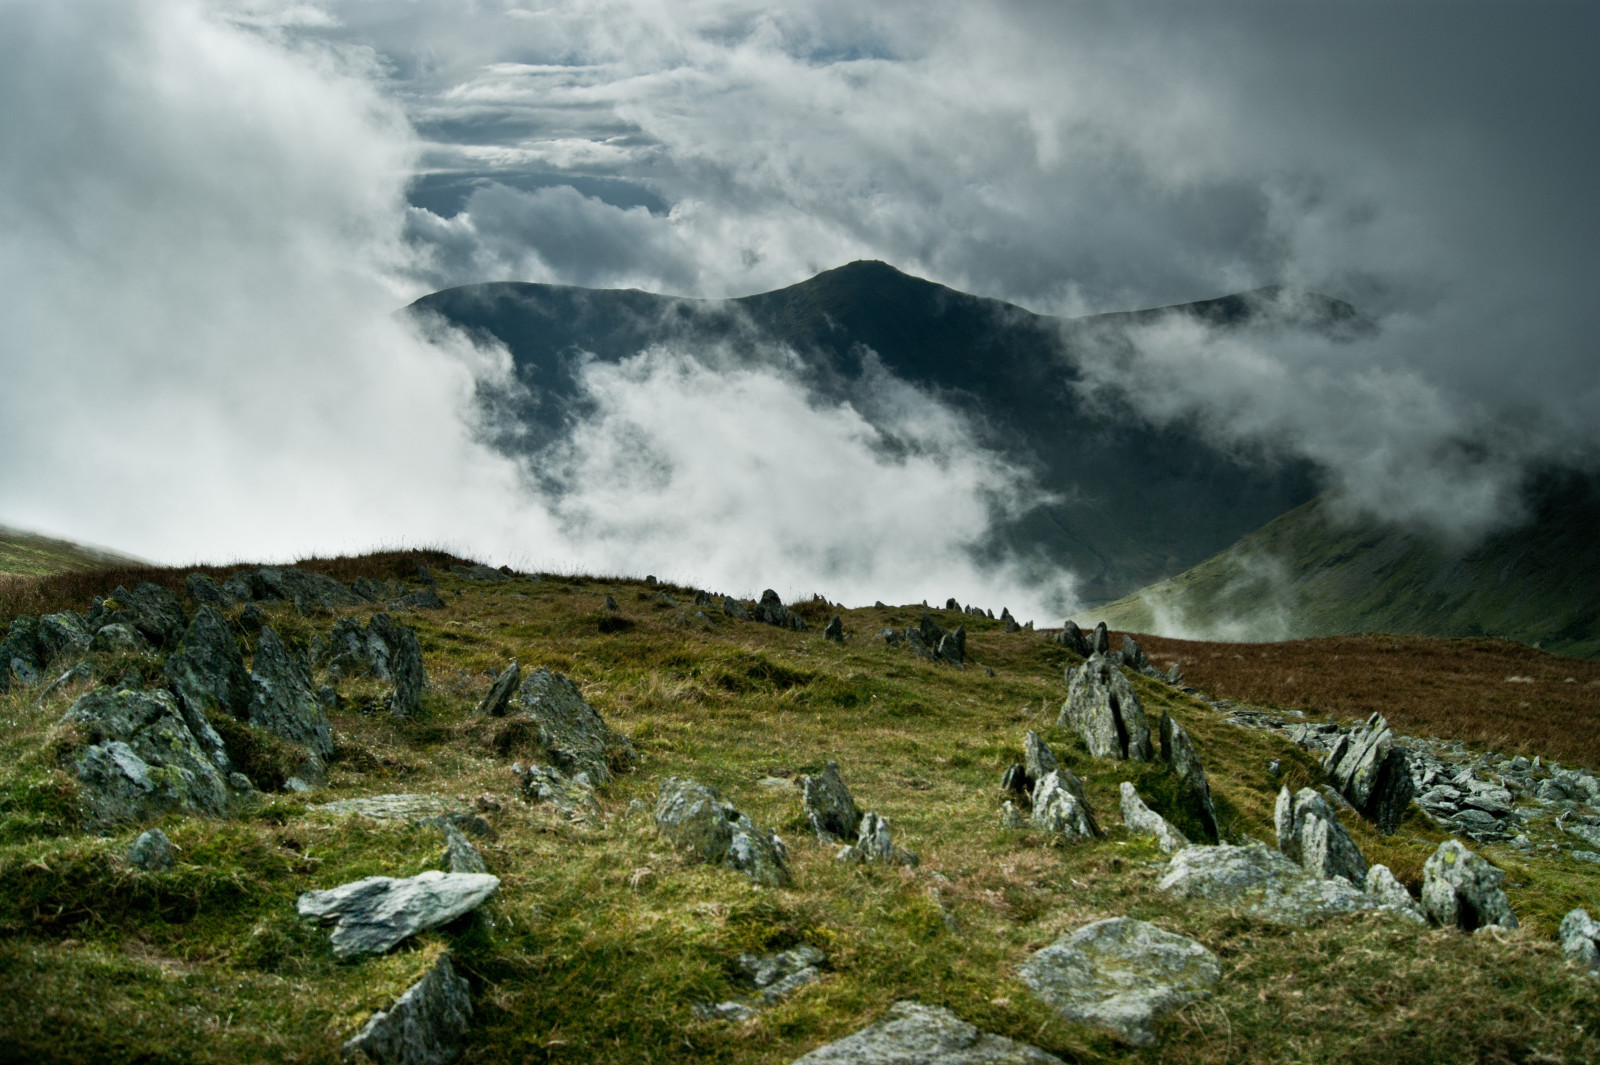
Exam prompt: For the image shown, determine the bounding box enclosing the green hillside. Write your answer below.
[0,525,140,577]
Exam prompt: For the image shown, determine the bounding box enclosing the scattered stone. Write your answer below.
[1090,622,1110,655]
[185,572,226,606]
[654,777,790,887]
[823,615,844,643]
[801,761,862,843]
[38,611,93,662]
[837,810,918,866]
[1274,787,1367,887]
[999,801,1027,829]
[441,824,488,874]
[752,590,808,631]
[1559,908,1600,974]
[126,828,176,872]
[317,794,475,824]
[1365,864,1426,923]
[253,567,366,614]
[603,595,619,611]
[98,583,187,650]
[1054,620,1090,657]
[249,626,334,765]
[1420,840,1518,931]
[1159,712,1219,841]
[723,596,753,621]
[475,661,521,717]
[448,564,508,582]
[511,762,601,818]
[1157,843,1388,925]
[324,613,428,716]
[788,1001,1064,1065]
[877,627,902,645]
[1031,771,1096,841]
[510,669,634,786]
[694,1001,759,1023]
[297,870,500,959]
[1018,917,1220,1047]
[1060,654,1151,762]
[1323,713,1414,835]
[1120,783,1188,855]
[734,944,827,1006]
[341,953,473,1065]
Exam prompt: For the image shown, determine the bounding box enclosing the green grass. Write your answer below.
[1,569,1597,1063]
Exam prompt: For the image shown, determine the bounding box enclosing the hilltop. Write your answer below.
[0,525,141,578]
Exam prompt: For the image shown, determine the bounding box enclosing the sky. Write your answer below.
[0,0,1595,618]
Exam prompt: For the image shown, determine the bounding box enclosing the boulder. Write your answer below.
[371,614,427,716]
[1365,864,1426,923]
[511,762,601,818]
[1559,908,1600,974]
[1159,712,1219,841]
[1055,620,1091,657]
[315,794,487,836]
[737,945,825,995]
[823,615,844,643]
[511,668,634,786]
[441,824,488,874]
[1024,730,1058,786]
[1323,714,1414,835]
[1157,843,1388,925]
[654,777,790,887]
[163,605,250,769]
[752,589,807,631]
[801,761,862,843]
[296,870,500,959]
[99,583,186,650]
[342,953,473,1065]
[184,572,226,606]
[837,810,917,866]
[38,611,93,662]
[1060,654,1152,762]
[1274,786,1367,886]
[1031,771,1096,841]
[788,1001,1064,1065]
[1119,783,1188,855]
[723,596,752,621]
[475,661,521,717]
[0,614,43,690]
[1018,917,1220,1047]
[937,626,967,667]
[126,827,175,872]
[1119,636,1151,673]
[252,566,365,613]
[1420,840,1518,931]
[89,622,151,654]
[249,626,334,761]
[1090,621,1110,655]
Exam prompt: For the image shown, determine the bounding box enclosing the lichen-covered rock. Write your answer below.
[475,661,521,717]
[1060,654,1151,762]
[837,811,918,866]
[1157,843,1388,925]
[38,611,93,662]
[937,625,966,667]
[1274,786,1367,886]
[97,583,187,650]
[163,605,250,770]
[802,761,862,843]
[253,566,365,613]
[342,953,473,1065]
[788,1001,1064,1065]
[1365,864,1426,923]
[185,572,226,606]
[1323,713,1414,835]
[1420,840,1518,931]
[1159,712,1218,841]
[323,614,428,717]
[1031,771,1096,841]
[448,564,508,582]
[1054,620,1090,657]
[1018,917,1220,1046]
[90,622,150,654]
[441,824,488,874]
[654,777,789,887]
[315,795,487,836]
[512,668,634,786]
[126,827,175,872]
[297,871,500,959]
[0,614,43,690]
[1090,621,1110,655]
[511,762,601,818]
[1120,783,1188,855]
[249,626,334,761]
[751,589,807,630]
[722,596,752,621]
[1560,908,1600,974]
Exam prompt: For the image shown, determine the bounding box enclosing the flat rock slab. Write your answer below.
[343,953,473,1065]
[789,1001,1064,1064]
[317,794,474,823]
[1018,917,1219,1046]
[1157,843,1386,925]
[297,870,500,958]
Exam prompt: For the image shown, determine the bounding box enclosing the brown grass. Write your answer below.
[1129,631,1600,768]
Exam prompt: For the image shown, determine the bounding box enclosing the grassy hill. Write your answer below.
[1,553,1597,1063]
[0,525,140,577]
[1087,471,1600,659]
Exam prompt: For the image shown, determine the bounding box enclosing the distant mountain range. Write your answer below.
[411,261,1368,604]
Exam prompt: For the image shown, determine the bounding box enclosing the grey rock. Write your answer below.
[802,761,862,843]
[694,1001,760,1023]
[877,627,902,645]
[449,564,509,582]
[1024,730,1058,788]
[1420,840,1518,931]
[1119,635,1152,674]
[760,965,822,1004]
[511,762,601,818]
[737,945,825,989]
[1119,783,1189,855]
[1323,713,1414,835]
[1018,917,1220,1047]
[164,605,251,763]
[89,622,151,654]
[723,596,752,621]
[788,1000,1064,1065]
[1274,787,1367,886]
[1055,620,1090,657]
[441,824,488,874]
[1365,864,1426,923]
[1000,763,1030,800]
[0,614,43,690]
[253,566,365,613]
[838,810,917,866]
[999,801,1027,828]
[342,953,473,1065]
[1031,771,1096,841]
[38,611,94,662]
[475,661,521,717]
[654,777,790,887]
[511,668,634,786]
[324,614,428,716]
[1559,908,1600,974]
[603,594,619,612]
[1159,712,1219,841]
[249,626,334,760]
[316,794,475,825]
[823,615,844,643]
[1060,654,1152,762]
[297,870,500,959]
[1561,821,1600,850]
[100,583,186,649]
[185,572,226,606]
[126,828,175,872]
[1090,621,1110,655]
[351,576,403,603]
[752,589,808,631]
[936,625,966,667]
[392,588,448,611]
[1157,843,1387,925]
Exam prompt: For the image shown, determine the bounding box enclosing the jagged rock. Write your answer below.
[297,871,500,959]
[837,810,918,866]
[937,625,966,667]
[38,611,93,662]
[324,614,427,717]
[752,589,807,631]
[1120,783,1188,855]
[1157,843,1388,925]
[788,1001,1064,1065]
[511,762,601,818]
[945,598,961,610]
[237,602,266,632]
[126,827,175,872]
[694,1001,759,1023]
[1090,621,1110,655]
[1119,636,1151,673]
[737,945,825,996]
[1004,615,1022,634]
[1560,909,1600,974]
[342,953,473,1065]
[654,777,790,887]
[999,801,1027,828]
[1024,730,1058,785]
[249,626,334,761]
[510,669,634,786]
[1054,620,1091,657]
[1420,840,1518,931]
[0,614,43,690]
[441,824,487,874]
[448,564,509,582]
[1158,712,1219,841]
[163,605,250,767]
[1365,864,1426,923]
[1000,763,1030,800]
[603,594,620,612]
[722,596,752,621]
[1323,713,1414,835]
[185,572,226,606]
[99,583,186,650]
[253,566,365,613]
[1018,917,1220,1047]
[823,615,844,643]
[351,576,403,603]
[90,622,150,654]
[62,687,231,827]
[1274,787,1367,886]
[1031,771,1096,841]
[801,761,862,843]
[394,588,448,611]
[1060,654,1152,762]
[475,661,521,717]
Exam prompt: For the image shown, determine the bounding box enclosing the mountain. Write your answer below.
[1086,469,1600,658]
[0,524,140,577]
[411,261,1367,604]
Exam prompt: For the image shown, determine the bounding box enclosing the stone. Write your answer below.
[100,583,187,650]
[1018,917,1220,1047]
[511,668,634,786]
[878,627,901,645]
[1420,840,1518,931]
[752,589,807,631]
[723,596,752,621]
[1055,620,1091,657]
[38,611,94,662]
[315,794,484,832]
[1119,783,1188,855]
[788,1001,1064,1065]
[737,944,826,1003]
[1000,763,1030,801]
[0,615,43,690]
[1323,713,1414,835]
[296,870,500,959]
[249,626,334,761]
[341,953,473,1065]
[185,572,226,606]
[1159,712,1219,842]
[1559,908,1600,974]
[1365,864,1426,923]
[1060,654,1152,762]
[126,828,176,872]
[1090,621,1110,655]
[1119,636,1152,674]
[694,1001,760,1023]
[253,566,365,613]
[1274,787,1367,886]
[89,622,151,654]
[654,777,790,887]
[324,614,428,716]
[838,810,917,866]
[441,824,488,874]
[448,564,509,582]
[475,661,521,717]
[163,605,251,767]
[999,801,1027,828]
[801,761,862,843]
[1023,730,1058,787]
[1031,771,1096,841]
[603,594,619,612]
[1157,843,1387,925]
[823,615,844,643]
[511,762,601,818]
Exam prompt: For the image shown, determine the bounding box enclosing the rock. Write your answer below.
[163,605,251,766]
[1000,763,1030,801]
[1024,730,1058,785]
[315,794,486,836]
[100,583,186,650]
[999,801,1027,828]
[297,870,500,959]
[1031,771,1096,841]
[511,762,601,818]
[0,615,43,690]
[654,777,790,887]
[1018,917,1220,1047]
[184,572,226,606]
[448,564,508,582]
[440,824,488,874]
[1158,712,1219,841]
[249,626,334,761]
[253,566,365,613]
[788,1000,1064,1065]
[1119,783,1188,855]
[1323,713,1414,835]
[1420,840,1518,931]
[1060,654,1152,762]
[126,828,175,872]
[1274,787,1367,886]
[801,761,862,843]
[474,661,521,717]
[38,611,94,662]
[723,596,752,621]
[1055,620,1091,657]
[1119,636,1152,673]
[89,622,150,654]
[324,614,428,716]
[694,1001,760,1023]
[1157,843,1388,925]
[752,589,807,631]
[342,953,473,1065]
[393,588,448,611]
[838,810,917,866]
[1365,864,1426,923]
[510,668,634,786]
[1559,909,1600,974]
[877,627,902,645]
[237,602,266,633]
[1090,622,1110,655]
[823,615,844,643]
[737,944,826,1006]
[937,625,966,667]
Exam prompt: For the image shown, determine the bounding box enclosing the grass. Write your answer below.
[0,558,1597,1063]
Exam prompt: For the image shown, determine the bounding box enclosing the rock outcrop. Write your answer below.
[441,824,488,874]
[1420,840,1518,931]
[788,1001,1064,1065]
[1060,654,1151,761]
[1274,786,1368,887]
[474,661,521,717]
[1560,908,1600,974]
[1157,843,1390,925]
[1159,712,1219,841]
[801,761,862,843]
[509,669,634,786]
[511,762,601,818]
[296,870,500,959]
[1323,713,1414,835]
[654,777,790,887]
[1031,771,1097,841]
[324,613,426,717]
[1365,864,1426,923]
[249,626,334,774]
[752,590,808,631]
[823,615,844,643]
[126,827,176,872]
[162,605,249,772]
[837,810,918,866]
[1120,783,1188,855]
[342,953,473,1065]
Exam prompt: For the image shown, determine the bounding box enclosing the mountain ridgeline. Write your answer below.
[410,261,1364,604]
